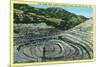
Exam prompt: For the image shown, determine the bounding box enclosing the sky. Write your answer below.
[30,5,93,18]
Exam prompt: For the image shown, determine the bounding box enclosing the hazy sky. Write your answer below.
[30,5,93,18]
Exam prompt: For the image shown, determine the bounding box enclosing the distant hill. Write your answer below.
[70,18,93,32]
[14,4,88,30]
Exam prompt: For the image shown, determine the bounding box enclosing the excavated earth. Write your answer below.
[14,18,94,63]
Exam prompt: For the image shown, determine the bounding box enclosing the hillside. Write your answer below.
[13,4,93,63]
[14,18,93,63]
[14,4,88,30]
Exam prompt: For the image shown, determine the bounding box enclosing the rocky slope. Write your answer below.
[14,18,94,63]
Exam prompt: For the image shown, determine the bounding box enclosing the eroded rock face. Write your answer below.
[14,19,94,63]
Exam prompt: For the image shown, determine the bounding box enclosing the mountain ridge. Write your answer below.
[14,4,88,30]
